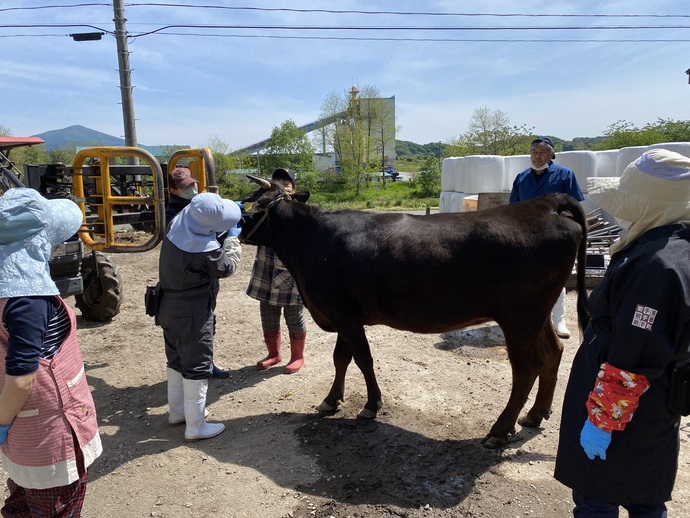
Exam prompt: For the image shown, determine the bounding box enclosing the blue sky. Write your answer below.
[3,1,690,149]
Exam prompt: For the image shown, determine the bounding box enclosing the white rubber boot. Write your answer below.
[168,369,209,425]
[551,288,571,339]
[182,378,225,442]
[167,368,185,425]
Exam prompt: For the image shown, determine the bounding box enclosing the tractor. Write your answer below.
[0,137,216,321]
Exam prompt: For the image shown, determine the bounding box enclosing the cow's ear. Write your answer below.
[294,191,310,203]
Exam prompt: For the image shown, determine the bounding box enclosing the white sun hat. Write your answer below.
[587,148,690,254]
[166,192,241,253]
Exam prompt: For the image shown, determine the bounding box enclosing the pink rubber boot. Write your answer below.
[285,331,306,374]
[256,329,282,370]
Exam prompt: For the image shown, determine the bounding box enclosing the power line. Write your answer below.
[3,3,690,20]
[124,24,690,38]
[141,33,690,43]
[0,23,114,34]
[0,3,110,13]
[123,4,690,20]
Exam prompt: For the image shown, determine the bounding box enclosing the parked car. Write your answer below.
[385,168,399,181]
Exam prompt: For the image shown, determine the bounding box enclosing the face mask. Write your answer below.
[531,163,549,171]
[178,185,198,200]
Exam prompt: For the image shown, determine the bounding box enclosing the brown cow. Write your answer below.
[239,176,589,448]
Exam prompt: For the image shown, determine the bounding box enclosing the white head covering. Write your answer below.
[587,148,690,254]
[0,188,83,297]
[166,192,241,253]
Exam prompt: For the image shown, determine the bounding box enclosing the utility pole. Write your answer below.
[113,0,137,149]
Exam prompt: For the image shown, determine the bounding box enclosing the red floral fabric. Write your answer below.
[586,362,651,432]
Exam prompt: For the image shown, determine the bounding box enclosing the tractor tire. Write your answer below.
[75,252,123,321]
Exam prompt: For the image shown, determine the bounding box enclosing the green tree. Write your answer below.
[594,118,690,151]
[416,155,441,197]
[446,107,533,156]
[593,120,651,150]
[202,134,242,190]
[262,119,315,177]
[157,144,188,162]
[648,118,690,142]
[47,146,75,165]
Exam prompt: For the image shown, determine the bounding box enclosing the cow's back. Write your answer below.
[276,194,584,334]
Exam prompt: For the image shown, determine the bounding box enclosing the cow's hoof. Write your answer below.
[357,408,377,419]
[357,401,382,419]
[316,399,338,413]
[517,414,543,428]
[480,434,508,449]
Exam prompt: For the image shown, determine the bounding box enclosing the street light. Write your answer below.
[70,32,104,41]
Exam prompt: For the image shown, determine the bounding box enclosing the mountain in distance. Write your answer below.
[32,125,187,156]
[33,125,126,150]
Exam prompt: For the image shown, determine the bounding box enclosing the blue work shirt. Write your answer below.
[509,161,584,203]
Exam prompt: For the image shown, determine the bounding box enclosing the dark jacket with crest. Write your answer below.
[555,223,690,504]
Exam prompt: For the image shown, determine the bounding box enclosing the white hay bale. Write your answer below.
[459,155,505,193]
[450,192,465,213]
[504,155,533,192]
[439,191,454,213]
[453,158,467,193]
[555,150,597,193]
[441,158,458,192]
[594,149,619,178]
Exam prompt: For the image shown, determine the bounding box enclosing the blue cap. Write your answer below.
[531,136,554,148]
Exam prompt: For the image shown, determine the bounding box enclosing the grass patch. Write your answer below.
[309,180,438,211]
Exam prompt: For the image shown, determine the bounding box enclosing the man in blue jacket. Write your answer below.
[510,136,584,339]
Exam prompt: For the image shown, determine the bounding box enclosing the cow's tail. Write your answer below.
[562,196,591,333]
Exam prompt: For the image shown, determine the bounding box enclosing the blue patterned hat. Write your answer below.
[0,188,83,297]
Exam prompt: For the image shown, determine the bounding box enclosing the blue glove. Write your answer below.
[0,422,13,446]
[580,419,611,460]
[228,201,245,237]
[228,224,242,237]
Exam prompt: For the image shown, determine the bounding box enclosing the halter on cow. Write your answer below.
[240,175,589,448]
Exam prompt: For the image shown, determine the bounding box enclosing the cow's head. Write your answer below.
[239,174,310,245]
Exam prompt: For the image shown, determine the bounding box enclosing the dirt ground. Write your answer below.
[5,238,690,518]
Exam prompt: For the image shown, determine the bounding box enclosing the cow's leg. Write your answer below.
[316,334,351,413]
[518,323,564,428]
[481,328,542,449]
[319,326,382,418]
[346,328,382,419]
